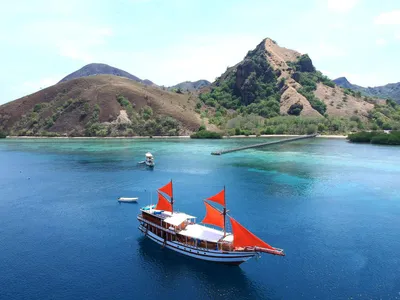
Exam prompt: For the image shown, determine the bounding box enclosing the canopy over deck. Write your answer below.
[164,212,195,226]
[179,224,231,243]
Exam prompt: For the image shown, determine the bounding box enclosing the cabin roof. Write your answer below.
[164,213,194,226]
[179,224,231,243]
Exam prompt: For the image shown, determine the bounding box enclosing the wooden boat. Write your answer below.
[118,197,138,203]
[137,180,284,265]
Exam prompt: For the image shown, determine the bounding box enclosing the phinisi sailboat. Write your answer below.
[137,180,285,265]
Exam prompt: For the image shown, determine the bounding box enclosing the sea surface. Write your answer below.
[0,138,399,300]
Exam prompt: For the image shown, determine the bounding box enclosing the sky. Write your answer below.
[0,0,399,104]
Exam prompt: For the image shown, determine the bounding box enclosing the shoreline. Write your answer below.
[4,134,348,139]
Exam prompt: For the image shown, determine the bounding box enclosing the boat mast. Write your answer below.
[171,179,174,214]
[223,185,227,237]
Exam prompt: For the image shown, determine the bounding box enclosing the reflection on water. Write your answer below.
[137,238,277,300]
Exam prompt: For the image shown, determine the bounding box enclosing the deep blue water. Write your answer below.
[0,138,399,300]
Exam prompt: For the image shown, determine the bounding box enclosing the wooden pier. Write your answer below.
[211,134,318,155]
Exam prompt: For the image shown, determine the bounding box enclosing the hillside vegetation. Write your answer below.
[347,131,400,145]
[0,75,207,137]
[169,80,210,92]
[195,38,399,135]
[334,77,400,104]
[1,38,400,137]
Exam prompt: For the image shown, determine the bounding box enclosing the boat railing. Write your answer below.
[137,215,177,235]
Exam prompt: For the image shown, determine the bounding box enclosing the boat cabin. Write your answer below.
[139,205,234,251]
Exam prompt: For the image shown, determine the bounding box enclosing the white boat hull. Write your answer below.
[118,197,138,203]
[139,224,256,265]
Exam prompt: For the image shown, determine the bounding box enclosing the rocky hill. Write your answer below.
[59,63,155,86]
[197,38,400,134]
[169,80,211,92]
[1,38,399,137]
[333,77,400,103]
[200,38,376,119]
[0,75,212,137]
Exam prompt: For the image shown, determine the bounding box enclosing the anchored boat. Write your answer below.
[118,197,138,203]
[138,152,155,168]
[137,180,284,265]
[145,152,154,167]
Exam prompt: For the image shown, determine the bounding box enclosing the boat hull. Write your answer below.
[139,224,256,265]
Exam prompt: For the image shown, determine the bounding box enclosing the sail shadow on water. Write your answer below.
[136,238,277,299]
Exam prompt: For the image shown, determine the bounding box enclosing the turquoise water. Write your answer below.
[0,138,399,299]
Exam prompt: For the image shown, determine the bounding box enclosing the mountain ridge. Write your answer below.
[333,77,400,103]
[59,63,156,86]
[1,38,399,137]
[0,75,212,136]
[200,38,374,120]
[169,80,211,92]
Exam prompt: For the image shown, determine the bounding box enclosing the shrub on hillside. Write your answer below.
[116,95,130,107]
[141,106,153,120]
[348,131,400,145]
[287,103,303,116]
[297,88,327,115]
[347,131,382,143]
[190,130,222,139]
[371,131,400,145]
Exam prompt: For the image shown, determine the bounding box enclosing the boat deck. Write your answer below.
[140,205,232,244]
[179,224,233,243]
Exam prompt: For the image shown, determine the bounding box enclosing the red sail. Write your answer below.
[158,181,173,198]
[229,217,275,250]
[201,201,224,228]
[206,189,225,207]
[155,192,172,212]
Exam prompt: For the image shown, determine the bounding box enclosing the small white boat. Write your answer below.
[118,197,138,203]
[145,152,155,167]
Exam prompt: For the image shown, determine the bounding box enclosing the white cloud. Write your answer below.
[374,10,400,25]
[298,43,347,61]
[10,76,61,100]
[329,22,346,30]
[99,35,263,86]
[375,38,387,46]
[327,0,359,13]
[22,77,59,90]
[57,41,94,63]
[55,26,112,62]
[24,21,113,63]
[334,72,390,87]
[57,26,113,62]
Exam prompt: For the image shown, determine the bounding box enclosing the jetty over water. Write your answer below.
[211,134,318,155]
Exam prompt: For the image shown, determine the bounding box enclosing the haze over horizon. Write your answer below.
[1,0,399,104]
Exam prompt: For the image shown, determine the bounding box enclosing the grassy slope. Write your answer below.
[0,75,212,136]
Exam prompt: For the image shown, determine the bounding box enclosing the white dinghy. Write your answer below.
[118,197,138,203]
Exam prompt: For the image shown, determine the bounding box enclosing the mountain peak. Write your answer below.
[169,79,211,92]
[58,63,155,86]
[333,77,353,89]
[334,77,400,103]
